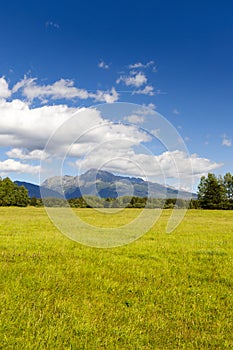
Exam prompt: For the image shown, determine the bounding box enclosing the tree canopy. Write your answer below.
[197,172,233,209]
[0,177,30,207]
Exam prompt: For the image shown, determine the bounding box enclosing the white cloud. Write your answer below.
[133,104,156,116]
[129,62,145,69]
[0,85,222,182]
[69,122,151,150]
[146,103,156,110]
[12,76,35,94]
[14,78,89,100]
[123,115,145,124]
[76,148,222,180]
[12,76,119,103]
[116,71,147,87]
[129,61,155,69]
[91,87,118,103]
[6,148,48,160]
[0,159,40,174]
[189,153,223,175]
[0,77,11,99]
[0,99,77,150]
[133,85,154,96]
[0,99,150,161]
[222,135,231,147]
[98,60,110,69]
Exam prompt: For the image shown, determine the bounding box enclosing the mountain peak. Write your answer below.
[40,169,197,199]
[80,168,117,183]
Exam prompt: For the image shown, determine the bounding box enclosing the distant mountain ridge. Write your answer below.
[14,181,63,199]
[41,168,197,199]
[15,169,197,199]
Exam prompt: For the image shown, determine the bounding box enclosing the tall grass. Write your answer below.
[0,208,233,349]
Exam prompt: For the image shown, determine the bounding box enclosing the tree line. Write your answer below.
[0,177,30,207]
[1,173,233,209]
[39,196,192,209]
[197,172,233,209]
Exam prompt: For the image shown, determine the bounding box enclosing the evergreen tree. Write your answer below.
[197,173,227,209]
[224,172,233,199]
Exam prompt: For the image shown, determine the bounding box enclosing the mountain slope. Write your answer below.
[14,181,63,199]
[42,168,197,199]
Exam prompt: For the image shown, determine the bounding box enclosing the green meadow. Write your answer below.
[0,207,233,349]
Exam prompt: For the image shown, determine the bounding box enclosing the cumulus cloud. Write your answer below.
[133,85,154,96]
[190,153,223,175]
[68,120,151,151]
[91,87,118,103]
[132,104,156,116]
[12,76,119,103]
[146,103,156,110]
[0,77,11,99]
[123,115,145,124]
[129,61,155,69]
[0,99,150,158]
[76,148,222,180]
[0,99,77,150]
[14,78,89,100]
[12,76,34,94]
[116,71,147,87]
[0,87,222,181]
[6,148,48,160]
[222,134,232,147]
[0,159,40,174]
[98,60,110,69]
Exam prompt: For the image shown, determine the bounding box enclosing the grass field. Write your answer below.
[0,207,233,349]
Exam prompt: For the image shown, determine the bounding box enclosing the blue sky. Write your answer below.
[0,0,232,191]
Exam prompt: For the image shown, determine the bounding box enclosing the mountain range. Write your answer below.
[15,168,197,199]
[14,181,63,199]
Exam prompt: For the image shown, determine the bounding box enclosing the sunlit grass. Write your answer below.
[0,208,233,349]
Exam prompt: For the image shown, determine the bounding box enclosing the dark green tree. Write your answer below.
[0,177,30,207]
[197,173,227,209]
[224,172,233,199]
[16,186,30,207]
